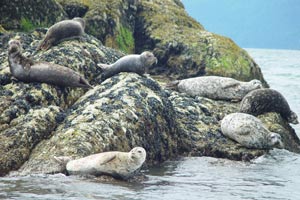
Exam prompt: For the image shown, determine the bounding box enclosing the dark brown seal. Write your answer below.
[239,88,298,124]
[97,51,158,81]
[8,40,92,88]
[37,17,85,50]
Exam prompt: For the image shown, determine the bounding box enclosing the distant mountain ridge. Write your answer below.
[182,0,300,50]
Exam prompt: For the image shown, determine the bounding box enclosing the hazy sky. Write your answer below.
[181,0,300,50]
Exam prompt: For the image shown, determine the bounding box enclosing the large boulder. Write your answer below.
[135,0,268,86]
[18,73,179,174]
[169,92,300,160]
[0,30,122,175]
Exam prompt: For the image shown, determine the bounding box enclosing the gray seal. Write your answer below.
[97,51,158,80]
[166,76,262,101]
[221,113,283,149]
[54,147,146,180]
[37,17,85,50]
[239,88,298,124]
[8,40,92,88]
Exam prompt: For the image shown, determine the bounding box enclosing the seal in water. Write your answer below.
[221,113,283,149]
[239,88,298,124]
[166,76,262,101]
[97,51,157,80]
[8,40,92,88]
[54,147,146,180]
[37,17,85,50]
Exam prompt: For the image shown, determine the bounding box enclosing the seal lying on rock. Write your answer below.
[54,147,146,180]
[166,76,262,101]
[97,51,157,80]
[37,17,85,50]
[239,88,299,124]
[221,113,283,149]
[8,40,92,88]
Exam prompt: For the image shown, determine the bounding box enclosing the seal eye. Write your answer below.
[137,150,142,153]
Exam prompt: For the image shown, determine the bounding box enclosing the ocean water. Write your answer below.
[1,49,300,200]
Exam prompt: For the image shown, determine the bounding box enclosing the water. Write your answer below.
[1,49,300,200]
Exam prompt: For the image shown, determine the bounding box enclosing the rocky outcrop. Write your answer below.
[18,73,179,175]
[0,31,122,175]
[0,0,298,177]
[134,0,267,86]
[169,92,300,160]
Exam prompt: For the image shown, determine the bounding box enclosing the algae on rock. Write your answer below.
[135,0,268,86]
[0,0,66,31]
[19,73,179,175]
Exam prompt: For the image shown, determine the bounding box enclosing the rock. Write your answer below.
[168,92,300,160]
[135,0,268,86]
[0,30,123,175]
[18,73,178,175]
[0,0,66,31]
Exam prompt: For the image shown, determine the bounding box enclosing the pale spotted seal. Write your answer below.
[54,147,146,180]
[166,76,262,101]
[97,51,158,80]
[221,113,283,149]
[8,40,92,88]
[37,17,85,50]
[239,88,298,124]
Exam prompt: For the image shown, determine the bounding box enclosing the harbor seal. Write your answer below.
[97,51,158,80]
[37,17,85,50]
[239,88,298,124]
[54,147,146,180]
[166,76,262,101]
[221,113,283,149]
[8,39,92,88]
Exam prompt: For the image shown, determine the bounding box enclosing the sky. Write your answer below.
[181,0,300,50]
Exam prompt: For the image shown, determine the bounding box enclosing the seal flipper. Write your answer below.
[53,156,72,166]
[165,80,180,90]
[79,76,93,89]
[222,82,239,89]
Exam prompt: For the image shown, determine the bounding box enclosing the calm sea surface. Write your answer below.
[1,49,300,200]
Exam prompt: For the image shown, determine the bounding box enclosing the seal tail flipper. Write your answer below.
[165,80,180,90]
[79,76,93,89]
[53,156,72,166]
[97,63,110,71]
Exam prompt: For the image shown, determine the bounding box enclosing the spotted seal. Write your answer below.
[97,51,157,80]
[166,76,262,101]
[54,147,146,180]
[37,17,85,50]
[221,113,283,149]
[239,88,298,124]
[8,39,92,88]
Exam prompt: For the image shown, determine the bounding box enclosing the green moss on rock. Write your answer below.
[135,0,268,86]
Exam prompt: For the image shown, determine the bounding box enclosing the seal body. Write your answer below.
[98,51,157,80]
[54,147,146,180]
[239,88,298,124]
[38,17,85,50]
[167,76,262,101]
[221,113,283,149]
[8,40,92,88]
